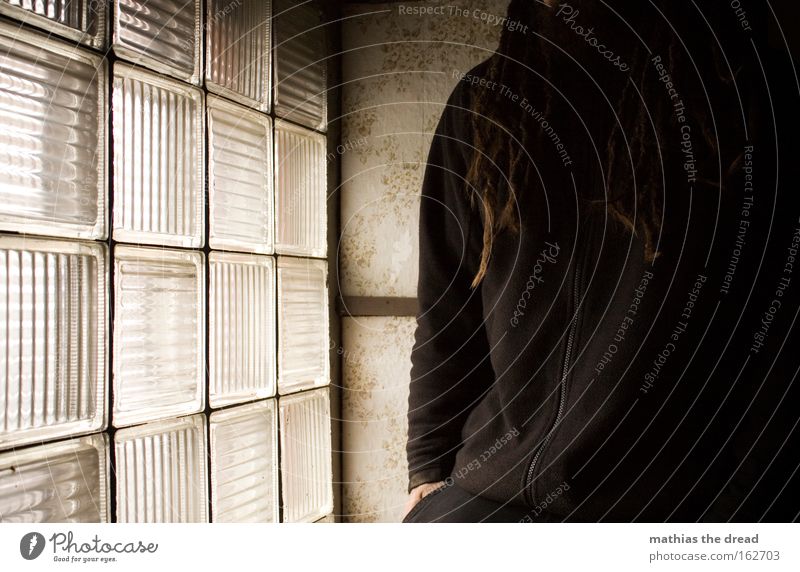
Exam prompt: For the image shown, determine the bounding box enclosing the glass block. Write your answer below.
[277,257,329,394]
[210,400,278,523]
[115,414,208,523]
[0,236,107,450]
[0,434,109,523]
[112,0,201,84]
[113,246,205,427]
[273,0,327,130]
[0,22,107,240]
[208,96,273,254]
[112,64,205,248]
[0,0,106,48]
[209,252,276,407]
[279,388,332,522]
[274,121,327,258]
[206,0,271,111]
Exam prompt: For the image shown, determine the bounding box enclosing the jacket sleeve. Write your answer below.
[406,85,496,493]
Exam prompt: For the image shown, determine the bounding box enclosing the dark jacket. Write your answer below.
[407,51,800,522]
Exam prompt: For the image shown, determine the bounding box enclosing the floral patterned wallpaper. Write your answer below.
[339,0,510,522]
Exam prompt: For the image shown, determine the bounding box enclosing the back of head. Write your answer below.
[466,0,767,285]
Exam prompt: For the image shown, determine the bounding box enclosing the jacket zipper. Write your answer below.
[524,261,582,506]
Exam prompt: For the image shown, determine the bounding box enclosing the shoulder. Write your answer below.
[436,55,499,141]
[446,55,499,106]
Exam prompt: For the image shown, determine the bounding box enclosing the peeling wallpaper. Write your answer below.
[339,1,509,522]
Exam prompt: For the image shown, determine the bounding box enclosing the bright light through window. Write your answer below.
[0,0,331,524]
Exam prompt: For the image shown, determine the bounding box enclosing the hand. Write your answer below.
[402,481,446,520]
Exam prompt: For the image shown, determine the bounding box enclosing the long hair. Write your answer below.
[466,0,759,287]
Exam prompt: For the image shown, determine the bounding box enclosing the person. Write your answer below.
[404,0,799,523]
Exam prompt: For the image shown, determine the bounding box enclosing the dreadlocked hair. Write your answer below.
[466,0,755,288]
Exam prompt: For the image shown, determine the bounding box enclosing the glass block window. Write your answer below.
[275,121,327,258]
[112,0,202,85]
[0,0,333,524]
[112,246,205,427]
[0,236,108,450]
[208,96,274,254]
[0,21,107,241]
[0,434,110,523]
[0,0,107,49]
[210,400,279,522]
[279,388,333,523]
[112,64,205,248]
[274,0,327,130]
[209,252,276,407]
[206,0,272,111]
[115,414,208,523]
[277,256,329,394]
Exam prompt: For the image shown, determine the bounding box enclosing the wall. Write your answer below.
[339,0,510,522]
